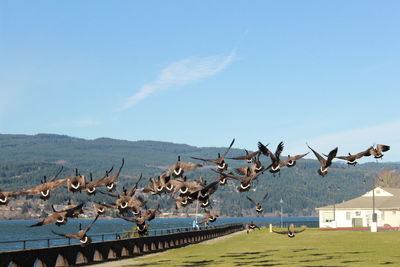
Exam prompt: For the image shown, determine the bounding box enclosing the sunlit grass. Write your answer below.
[126,227,400,266]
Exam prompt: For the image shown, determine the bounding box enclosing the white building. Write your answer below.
[316,187,400,228]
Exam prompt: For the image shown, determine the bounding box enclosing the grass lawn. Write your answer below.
[126,228,400,266]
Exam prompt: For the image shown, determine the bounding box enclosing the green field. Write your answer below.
[127,228,400,266]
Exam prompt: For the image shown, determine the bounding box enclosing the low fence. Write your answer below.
[0,223,244,267]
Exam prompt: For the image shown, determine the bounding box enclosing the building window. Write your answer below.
[346,212,351,220]
[323,212,334,222]
[355,211,361,216]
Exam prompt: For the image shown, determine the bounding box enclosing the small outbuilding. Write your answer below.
[316,187,400,228]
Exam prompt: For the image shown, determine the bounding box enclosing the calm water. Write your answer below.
[0,217,317,251]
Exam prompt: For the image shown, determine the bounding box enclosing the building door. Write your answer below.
[352,218,363,227]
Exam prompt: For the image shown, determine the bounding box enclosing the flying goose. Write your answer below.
[234,156,264,176]
[246,192,269,213]
[191,138,235,171]
[264,152,309,171]
[83,166,114,195]
[66,168,86,192]
[188,181,219,202]
[30,203,84,227]
[272,224,306,238]
[119,204,160,226]
[102,175,145,214]
[155,172,172,193]
[142,177,163,195]
[170,176,203,196]
[0,190,21,206]
[93,202,109,215]
[258,141,284,174]
[52,215,99,246]
[367,144,390,159]
[101,187,145,215]
[20,166,65,200]
[228,148,261,163]
[283,152,309,167]
[174,195,193,209]
[99,158,125,191]
[52,199,83,218]
[167,156,202,178]
[216,172,228,185]
[246,222,261,233]
[336,147,372,165]
[307,144,338,177]
[198,210,219,225]
[213,168,265,192]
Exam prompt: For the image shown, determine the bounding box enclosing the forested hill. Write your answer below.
[0,133,399,217]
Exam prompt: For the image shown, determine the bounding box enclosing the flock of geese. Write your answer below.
[0,140,391,242]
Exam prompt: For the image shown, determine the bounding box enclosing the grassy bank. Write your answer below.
[126,227,399,266]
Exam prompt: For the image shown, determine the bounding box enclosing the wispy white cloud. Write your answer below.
[290,120,400,162]
[117,50,236,111]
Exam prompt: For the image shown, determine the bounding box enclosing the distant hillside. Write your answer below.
[0,133,398,218]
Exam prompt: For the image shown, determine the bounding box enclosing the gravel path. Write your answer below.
[83,230,246,267]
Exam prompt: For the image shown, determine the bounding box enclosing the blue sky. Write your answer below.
[1,1,399,161]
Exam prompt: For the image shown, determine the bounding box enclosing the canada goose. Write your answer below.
[20,166,65,200]
[264,152,309,172]
[272,224,306,238]
[167,156,202,178]
[307,144,338,177]
[258,141,284,174]
[93,203,109,215]
[52,215,99,246]
[142,177,162,195]
[336,147,372,165]
[83,166,114,195]
[188,181,219,202]
[174,195,193,209]
[246,222,260,233]
[119,204,160,226]
[100,158,125,191]
[30,203,84,227]
[170,176,203,196]
[200,198,212,208]
[213,169,265,192]
[234,156,264,176]
[157,172,172,192]
[191,138,235,171]
[66,168,86,192]
[216,172,228,185]
[228,148,261,163]
[246,192,269,213]
[367,144,390,159]
[128,195,146,215]
[135,224,149,236]
[53,199,83,218]
[100,176,145,214]
[0,190,21,206]
[283,152,309,167]
[198,210,218,224]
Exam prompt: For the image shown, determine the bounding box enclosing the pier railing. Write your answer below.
[0,223,244,267]
[0,225,223,252]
